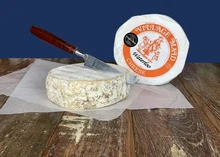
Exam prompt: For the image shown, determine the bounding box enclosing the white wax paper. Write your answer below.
[0,59,192,121]
[0,64,31,96]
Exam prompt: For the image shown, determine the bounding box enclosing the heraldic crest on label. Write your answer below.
[136,35,164,63]
[123,23,179,77]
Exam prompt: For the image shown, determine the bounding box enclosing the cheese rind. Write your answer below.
[46,63,130,110]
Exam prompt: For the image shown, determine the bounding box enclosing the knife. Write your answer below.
[30,26,120,73]
[30,26,138,84]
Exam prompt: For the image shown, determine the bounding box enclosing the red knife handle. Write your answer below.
[30,26,77,55]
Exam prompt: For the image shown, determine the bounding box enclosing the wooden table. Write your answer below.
[0,58,220,157]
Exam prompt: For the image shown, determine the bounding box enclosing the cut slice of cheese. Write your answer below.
[114,14,190,85]
[46,63,130,110]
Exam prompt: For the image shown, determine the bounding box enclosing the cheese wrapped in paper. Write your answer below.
[114,14,190,85]
[46,63,130,109]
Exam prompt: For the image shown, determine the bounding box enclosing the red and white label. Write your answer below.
[123,23,179,77]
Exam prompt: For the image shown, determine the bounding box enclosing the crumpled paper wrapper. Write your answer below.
[0,59,192,121]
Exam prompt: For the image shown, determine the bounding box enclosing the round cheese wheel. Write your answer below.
[46,63,130,110]
[114,14,190,85]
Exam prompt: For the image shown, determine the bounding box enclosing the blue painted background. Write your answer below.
[0,0,219,62]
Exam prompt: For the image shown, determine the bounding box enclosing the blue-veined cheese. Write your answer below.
[114,14,190,85]
[46,63,130,109]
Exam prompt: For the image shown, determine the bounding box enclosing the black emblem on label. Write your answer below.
[124,33,138,47]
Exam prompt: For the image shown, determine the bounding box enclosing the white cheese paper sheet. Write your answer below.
[0,59,192,121]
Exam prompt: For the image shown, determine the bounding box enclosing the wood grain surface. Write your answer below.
[0,112,64,157]
[0,58,220,157]
[179,64,220,132]
[42,111,135,157]
[0,59,34,76]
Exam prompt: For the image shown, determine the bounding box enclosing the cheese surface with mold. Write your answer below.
[46,63,130,109]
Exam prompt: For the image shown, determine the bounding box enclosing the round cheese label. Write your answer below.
[114,14,190,85]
